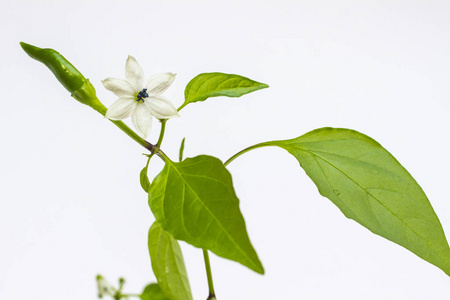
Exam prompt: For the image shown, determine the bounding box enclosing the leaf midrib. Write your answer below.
[298,146,444,261]
[189,75,262,102]
[153,226,192,300]
[187,73,222,102]
[166,236,192,299]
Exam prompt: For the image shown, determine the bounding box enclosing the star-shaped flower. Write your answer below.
[96,275,115,298]
[102,56,179,138]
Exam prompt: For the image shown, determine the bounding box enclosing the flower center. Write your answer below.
[136,88,149,102]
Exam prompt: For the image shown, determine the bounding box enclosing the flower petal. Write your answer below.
[125,56,145,90]
[105,97,136,120]
[131,103,153,138]
[102,78,136,97]
[145,95,179,119]
[145,73,176,96]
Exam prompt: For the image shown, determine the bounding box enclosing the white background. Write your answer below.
[1,0,450,299]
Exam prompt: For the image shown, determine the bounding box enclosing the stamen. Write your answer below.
[136,88,149,102]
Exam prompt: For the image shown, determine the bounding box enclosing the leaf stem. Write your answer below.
[196,141,273,300]
[177,102,188,112]
[203,249,216,300]
[224,141,273,166]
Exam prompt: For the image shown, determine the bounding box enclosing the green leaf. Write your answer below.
[270,127,450,275]
[180,72,269,110]
[148,155,264,274]
[140,283,169,300]
[148,222,193,300]
[140,165,151,193]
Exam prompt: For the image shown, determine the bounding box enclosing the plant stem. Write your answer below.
[121,293,141,298]
[145,119,169,164]
[109,119,156,153]
[156,119,167,147]
[91,98,156,153]
[224,141,273,167]
[203,249,216,300]
[177,102,188,112]
[196,142,274,300]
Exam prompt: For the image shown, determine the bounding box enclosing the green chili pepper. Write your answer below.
[20,42,107,115]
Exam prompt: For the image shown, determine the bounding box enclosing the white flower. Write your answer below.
[96,275,115,298]
[102,56,179,138]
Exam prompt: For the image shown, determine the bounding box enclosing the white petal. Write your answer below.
[131,103,153,138]
[125,56,144,90]
[97,278,114,297]
[102,78,136,97]
[145,96,179,119]
[145,73,176,96]
[105,97,136,120]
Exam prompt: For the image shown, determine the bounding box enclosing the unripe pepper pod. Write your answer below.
[20,42,107,115]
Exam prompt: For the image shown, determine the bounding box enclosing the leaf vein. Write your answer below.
[166,160,255,267]
[301,148,438,255]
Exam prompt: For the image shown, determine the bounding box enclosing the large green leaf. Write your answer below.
[140,283,169,300]
[179,72,268,110]
[269,127,450,275]
[148,155,264,274]
[148,222,193,300]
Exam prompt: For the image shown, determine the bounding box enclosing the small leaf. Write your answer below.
[180,72,268,110]
[148,222,193,300]
[140,283,169,300]
[148,155,264,274]
[269,127,450,275]
[140,165,151,193]
[179,138,186,162]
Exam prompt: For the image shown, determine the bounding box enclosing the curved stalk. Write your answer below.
[224,141,273,166]
[156,119,167,147]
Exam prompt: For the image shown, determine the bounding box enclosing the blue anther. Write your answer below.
[136,88,149,102]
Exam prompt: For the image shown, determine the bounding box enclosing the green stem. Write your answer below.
[203,249,216,300]
[88,97,156,153]
[91,99,157,154]
[224,141,273,167]
[144,154,152,169]
[177,102,187,112]
[144,119,169,165]
[109,119,156,153]
[156,119,167,147]
[196,142,273,300]
[121,293,141,298]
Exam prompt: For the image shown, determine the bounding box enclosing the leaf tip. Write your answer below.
[252,259,265,275]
